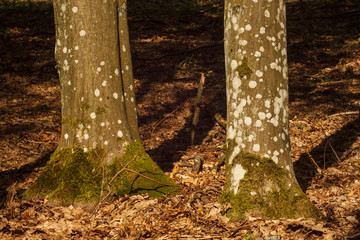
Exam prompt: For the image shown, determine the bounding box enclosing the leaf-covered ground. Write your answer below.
[0,0,359,239]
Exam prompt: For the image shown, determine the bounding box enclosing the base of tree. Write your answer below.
[24,141,178,205]
[220,152,324,221]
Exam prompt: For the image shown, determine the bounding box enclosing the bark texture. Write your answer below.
[222,0,323,220]
[26,0,176,203]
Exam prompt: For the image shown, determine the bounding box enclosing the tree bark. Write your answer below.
[222,0,323,220]
[25,0,176,204]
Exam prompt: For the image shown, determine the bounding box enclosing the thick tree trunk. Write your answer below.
[222,0,323,220]
[25,0,176,204]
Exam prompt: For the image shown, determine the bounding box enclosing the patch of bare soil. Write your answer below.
[0,0,359,239]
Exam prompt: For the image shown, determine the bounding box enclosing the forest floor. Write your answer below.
[0,0,360,239]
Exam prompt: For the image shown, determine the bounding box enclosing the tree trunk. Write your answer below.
[221,0,323,220]
[25,0,176,204]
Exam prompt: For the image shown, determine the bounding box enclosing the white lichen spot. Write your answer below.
[102,81,107,87]
[62,47,67,54]
[228,126,236,140]
[253,144,260,152]
[64,133,69,140]
[100,61,105,66]
[245,24,252,31]
[84,148,88,152]
[254,51,261,57]
[231,15,238,24]
[260,46,265,52]
[255,120,262,127]
[258,112,266,120]
[233,76,241,89]
[114,69,119,76]
[74,46,79,50]
[97,67,102,72]
[249,81,257,88]
[94,88,100,97]
[273,136,278,142]
[244,117,252,126]
[264,9,270,18]
[67,81,71,86]
[117,131,123,138]
[231,60,238,70]
[265,100,271,108]
[250,191,257,196]
[118,120,122,124]
[72,6,78,13]
[272,156,279,163]
[90,112,96,119]
[113,92,119,99]
[270,62,277,69]
[104,141,108,145]
[61,3,66,12]
[79,30,86,37]
[240,40,248,46]
[256,70,263,78]
[84,134,89,140]
[230,164,247,195]
[256,94,262,98]
[101,122,105,127]
[270,117,279,127]
[122,45,126,52]
[74,59,79,64]
[260,27,266,34]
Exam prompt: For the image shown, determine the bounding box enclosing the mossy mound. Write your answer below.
[25,142,178,204]
[220,152,324,221]
[108,141,178,198]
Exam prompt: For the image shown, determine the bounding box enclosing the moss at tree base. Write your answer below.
[220,152,324,221]
[24,142,178,204]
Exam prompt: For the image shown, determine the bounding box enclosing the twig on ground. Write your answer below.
[306,152,323,174]
[191,73,205,145]
[329,111,359,117]
[327,141,342,164]
[151,107,180,136]
[123,168,180,187]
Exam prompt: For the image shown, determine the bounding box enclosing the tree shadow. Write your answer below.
[294,115,360,191]
[0,148,54,208]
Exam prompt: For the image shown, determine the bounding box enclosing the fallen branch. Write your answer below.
[329,111,359,117]
[191,73,205,145]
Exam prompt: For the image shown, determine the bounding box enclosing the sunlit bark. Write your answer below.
[222,0,323,220]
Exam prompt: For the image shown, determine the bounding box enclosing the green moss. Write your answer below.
[95,107,106,115]
[62,117,91,131]
[25,142,178,204]
[25,148,102,204]
[109,141,179,198]
[221,151,324,220]
[81,102,90,111]
[236,57,252,78]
